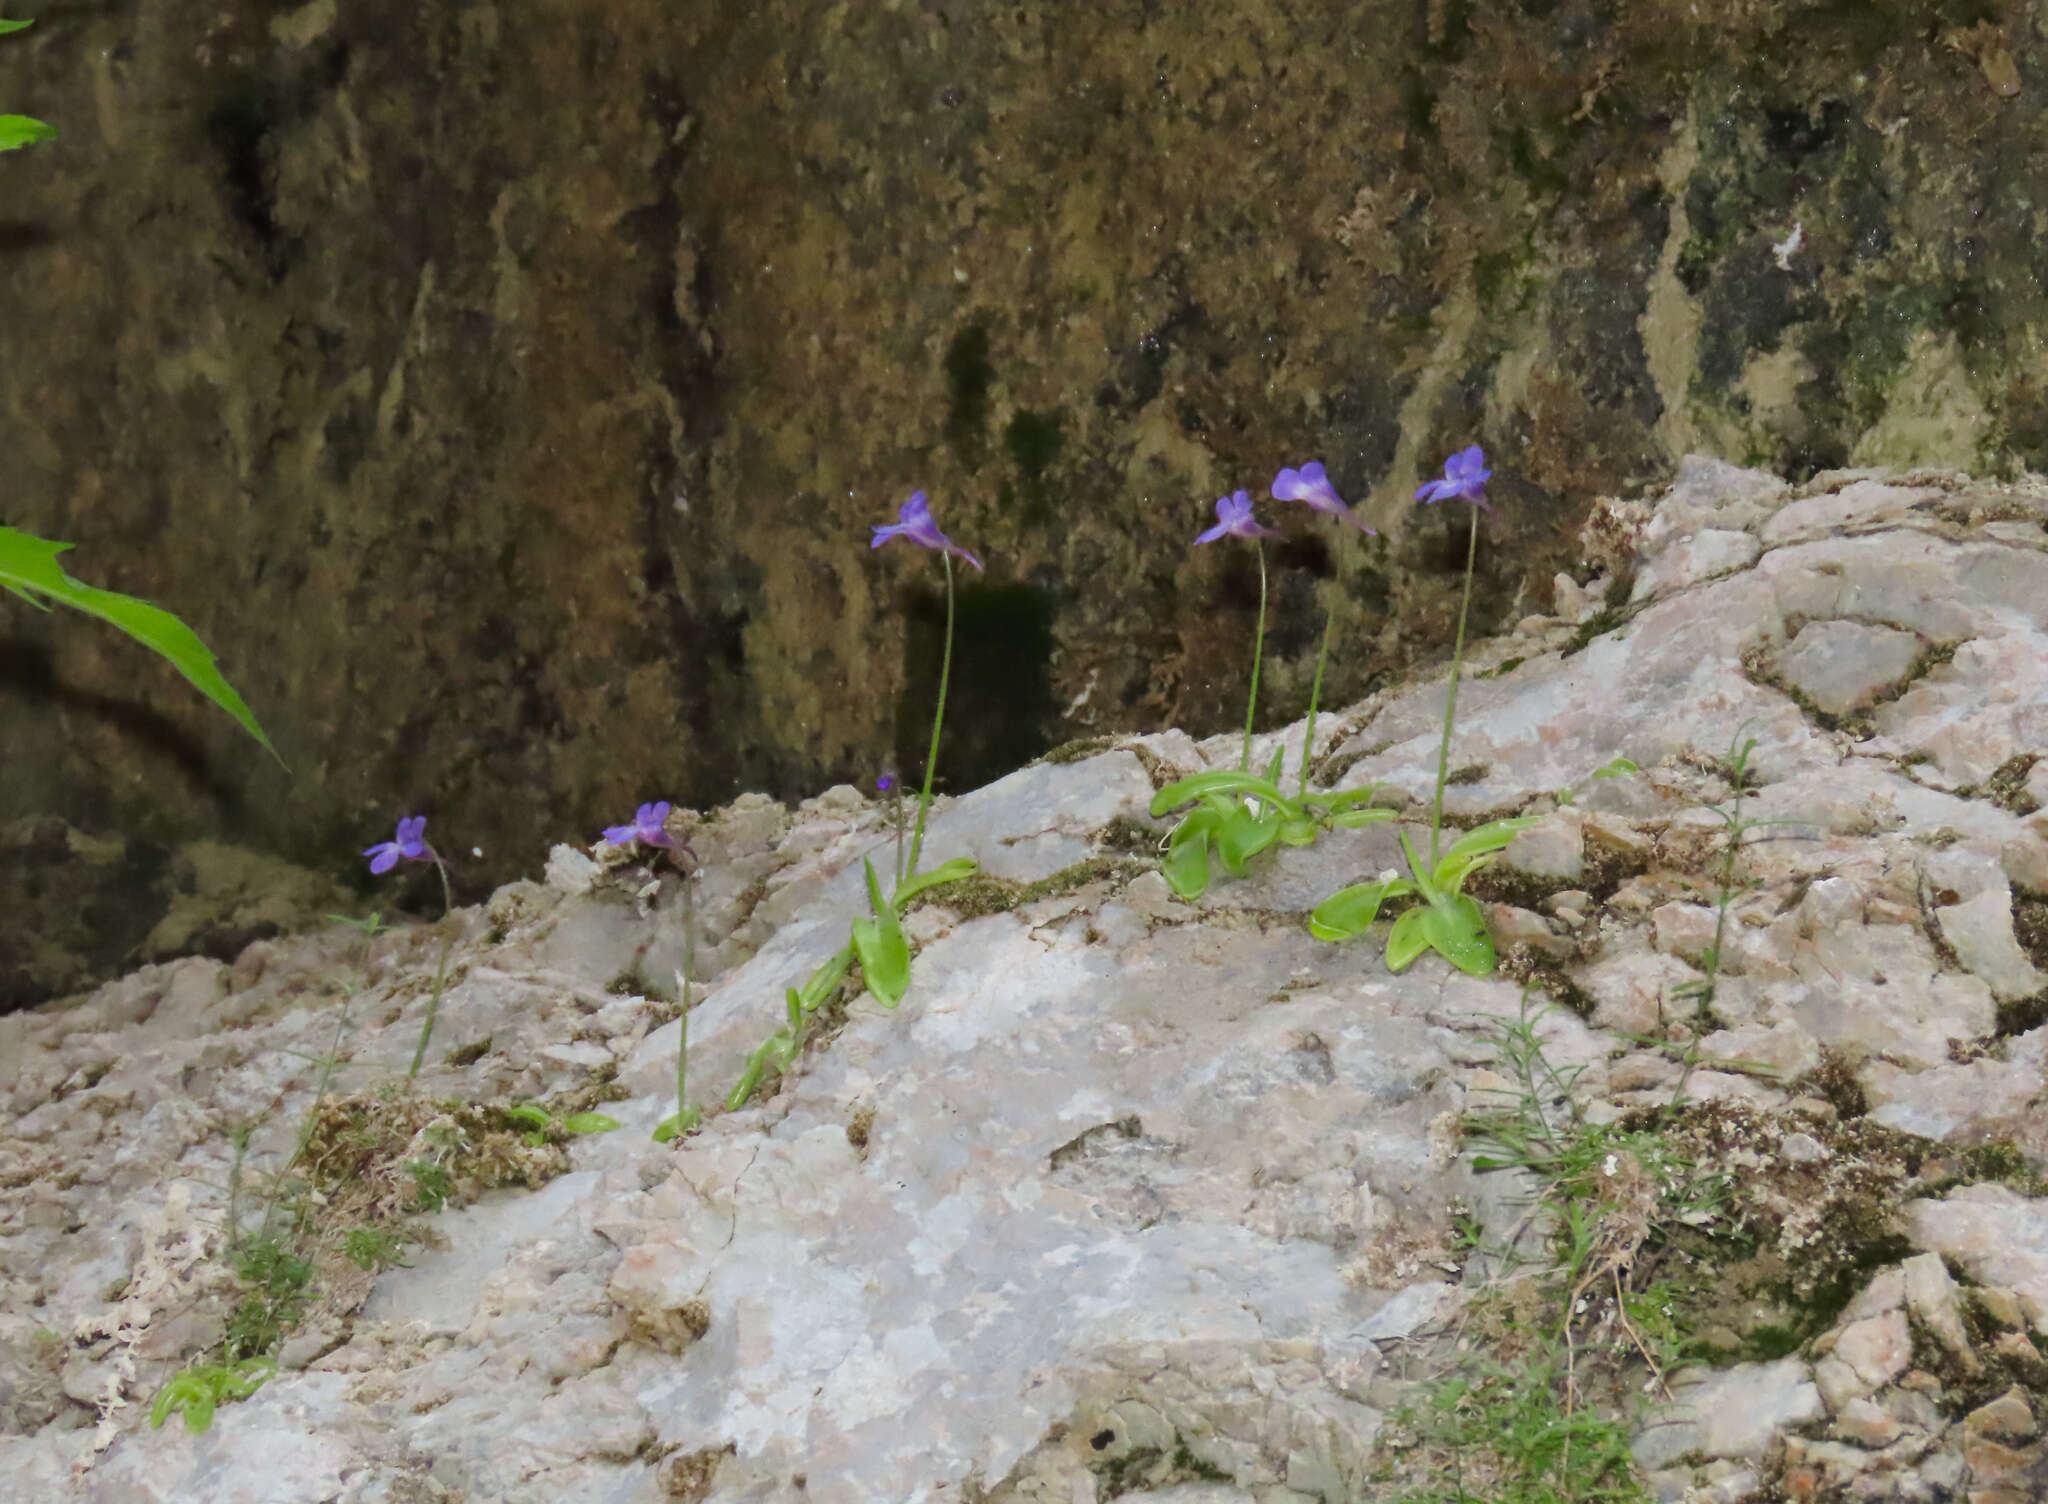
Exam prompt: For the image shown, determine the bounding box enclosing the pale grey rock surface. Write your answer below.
[3,458,2046,1501]
[1773,619,1923,716]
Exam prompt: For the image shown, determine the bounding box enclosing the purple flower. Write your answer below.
[876,773,896,794]
[869,490,984,572]
[1414,444,1494,513]
[1272,461,1377,535]
[1193,490,1280,546]
[602,800,675,849]
[364,815,433,875]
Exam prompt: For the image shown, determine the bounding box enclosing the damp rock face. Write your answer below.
[7,2,2048,977]
[1,458,2046,1501]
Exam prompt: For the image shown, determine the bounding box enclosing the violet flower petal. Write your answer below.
[870,490,984,572]
[635,801,675,847]
[1272,461,1377,535]
[1193,490,1279,546]
[1415,444,1494,511]
[366,815,431,874]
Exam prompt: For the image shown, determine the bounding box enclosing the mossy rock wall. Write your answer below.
[2,0,2044,922]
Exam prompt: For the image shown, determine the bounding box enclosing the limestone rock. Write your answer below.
[5,460,2048,1501]
[1773,620,1923,716]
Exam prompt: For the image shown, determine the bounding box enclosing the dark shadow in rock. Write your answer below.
[894,580,1059,796]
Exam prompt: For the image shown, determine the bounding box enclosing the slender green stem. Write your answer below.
[677,861,694,1123]
[1430,514,1480,867]
[1241,544,1268,772]
[406,860,455,1080]
[906,552,955,880]
[1669,737,1755,1115]
[1299,604,1335,799]
[262,984,355,1244]
[890,780,906,890]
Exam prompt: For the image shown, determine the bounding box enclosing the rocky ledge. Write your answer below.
[2,456,2045,1502]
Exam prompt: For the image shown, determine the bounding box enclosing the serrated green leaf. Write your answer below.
[0,526,278,759]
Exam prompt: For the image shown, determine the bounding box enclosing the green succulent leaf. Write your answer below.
[149,1380,189,1431]
[1161,816,1214,900]
[851,860,911,1007]
[1277,817,1320,847]
[1420,894,1496,976]
[796,946,855,1014]
[1329,807,1397,829]
[1308,880,1405,942]
[891,856,979,910]
[1435,815,1542,887]
[216,1358,276,1401]
[1384,906,1433,972]
[726,1052,769,1112]
[652,1107,702,1143]
[0,19,37,34]
[1212,797,1281,877]
[1149,769,1298,820]
[561,1112,620,1135]
[0,526,278,758]
[1397,829,1445,907]
[149,1359,273,1434]
[1313,785,1387,814]
[503,1104,552,1130]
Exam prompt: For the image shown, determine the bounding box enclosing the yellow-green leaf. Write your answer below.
[0,526,280,761]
